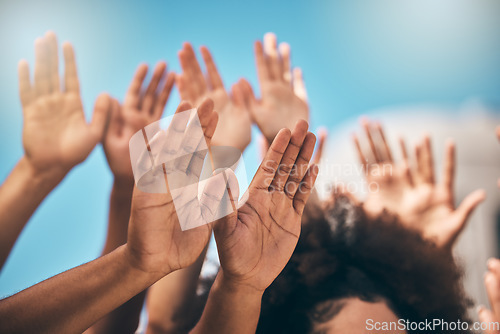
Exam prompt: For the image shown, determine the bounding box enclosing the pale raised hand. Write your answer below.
[126,99,218,277]
[103,62,175,180]
[248,32,309,144]
[214,120,318,293]
[177,43,252,152]
[19,31,109,179]
[353,119,485,249]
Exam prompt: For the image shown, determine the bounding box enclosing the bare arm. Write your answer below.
[0,31,108,270]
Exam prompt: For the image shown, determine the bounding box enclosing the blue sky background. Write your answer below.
[1,0,500,296]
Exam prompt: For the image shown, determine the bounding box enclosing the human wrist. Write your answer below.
[20,156,67,192]
[123,243,170,284]
[215,270,265,299]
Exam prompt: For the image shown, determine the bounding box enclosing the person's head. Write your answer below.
[257,195,472,333]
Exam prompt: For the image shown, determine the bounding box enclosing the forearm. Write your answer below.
[87,178,141,334]
[0,157,64,269]
[102,178,134,254]
[191,272,263,334]
[0,245,160,334]
[146,245,208,333]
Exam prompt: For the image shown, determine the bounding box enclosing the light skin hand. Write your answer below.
[354,119,486,249]
[103,62,175,181]
[0,31,109,269]
[177,43,252,152]
[19,31,109,180]
[249,32,309,144]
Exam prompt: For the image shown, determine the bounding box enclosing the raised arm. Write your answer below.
[192,120,318,334]
[0,99,220,334]
[86,63,174,334]
[0,31,109,269]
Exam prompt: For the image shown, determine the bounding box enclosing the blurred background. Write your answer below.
[1,0,500,311]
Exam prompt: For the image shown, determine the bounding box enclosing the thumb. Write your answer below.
[90,93,111,142]
[454,189,486,230]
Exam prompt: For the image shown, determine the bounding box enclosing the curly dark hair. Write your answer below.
[256,195,473,334]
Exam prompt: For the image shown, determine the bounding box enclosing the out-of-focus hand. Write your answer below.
[177,43,252,152]
[248,33,309,144]
[103,63,174,181]
[479,258,500,334]
[126,99,218,278]
[214,120,318,293]
[19,31,109,179]
[354,119,485,249]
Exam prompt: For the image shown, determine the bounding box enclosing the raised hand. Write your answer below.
[353,119,486,249]
[177,43,252,152]
[126,99,218,277]
[19,31,109,178]
[479,258,500,334]
[103,62,175,180]
[248,33,309,144]
[214,120,318,293]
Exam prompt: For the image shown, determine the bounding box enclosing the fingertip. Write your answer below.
[176,100,193,113]
[45,30,57,40]
[294,119,309,132]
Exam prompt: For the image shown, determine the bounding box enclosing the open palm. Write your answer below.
[249,33,309,144]
[103,62,174,180]
[177,43,252,152]
[19,31,108,176]
[354,119,485,248]
[214,121,318,292]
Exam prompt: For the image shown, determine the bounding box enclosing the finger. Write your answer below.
[361,118,380,163]
[485,271,500,317]
[106,97,122,137]
[142,61,166,115]
[421,135,435,184]
[312,127,327,165]
[18,60,33,107]
[488,258,500,280]
[292,67,308,103]
[238,78,257,108]
[375,122,393,162]
[124,63,148,109]
[231,82,244,107]
[293,164,319,216]
[497,125,500,141]
[252,128,292,189]
[255,40,270,86]
[454,189,486,227]
[477,306,499,334]
[279,42,292,84]
[352,134,368,169]
[200,46,224,90]
[34,37,50,96]
[154,71,175,119]
[285,132,316,198]
[399,137,409,162]
[401,159,414,187]
[264,32,281,80]
[271,120,309,192]
[258,134,270,161]
[180,43,207,100]
[62,42,80,93]
[90,93,111,142]
[175,73,194,102]
[45,31,60,93]
[441,139,455,195]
